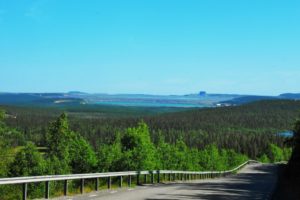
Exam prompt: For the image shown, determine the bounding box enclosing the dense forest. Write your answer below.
[1,100,298,158]
[0,100,298,199]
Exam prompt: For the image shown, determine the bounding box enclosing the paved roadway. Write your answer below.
[53,163,278,200]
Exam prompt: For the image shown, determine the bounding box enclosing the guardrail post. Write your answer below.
[168,173,171,182]
[128,175,132,187]
[107,177,112,189]
[157,170,160,183]
[80,179,84,194]
[151,172,154,184]
[64,180,68,196]
[119,176,123,188]
[144,174,147,184]
[95,178,99,191]
[45,181,50,199]
[22,183,27,200]
[137,174,140,185]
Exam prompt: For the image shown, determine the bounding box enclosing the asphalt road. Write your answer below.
[53,163,278,200]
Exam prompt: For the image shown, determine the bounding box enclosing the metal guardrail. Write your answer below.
[0,160,257,200]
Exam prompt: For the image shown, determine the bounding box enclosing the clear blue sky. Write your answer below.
[0,0,299,95]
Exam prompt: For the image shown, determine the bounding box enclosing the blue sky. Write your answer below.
[0,0,299,95]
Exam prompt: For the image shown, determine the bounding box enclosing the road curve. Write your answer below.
[53,163,278,200]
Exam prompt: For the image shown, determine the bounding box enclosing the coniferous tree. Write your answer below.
[45,113,98,174]
[45,113,72,174]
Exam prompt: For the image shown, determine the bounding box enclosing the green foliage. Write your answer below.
[97,134,122,172]
[283,147,292,161]
[0,141,10,177]
[45,113,97,174]
[258,154,270,163]
[46,113,72,160]
[199,144,223,171]
[268,143,284,162]
[156,134,176,170]
[118,122,157,170]
[45,113,72,174]
[0,109,4,121]
[46,155,70,175]
[156,136,196,171]
[96,123,250,173]
[9,142,46,177]
[69,135,97,173]
[7,142,47,199]
[226,149,248,167]
[0,109,25,177]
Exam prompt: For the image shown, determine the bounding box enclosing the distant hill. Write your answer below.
[220,95,278,105]
[0,92,299,107]
[0,93,86,106]
[221,93,300,105]
[279,93,300,99]
[0,93,44,104]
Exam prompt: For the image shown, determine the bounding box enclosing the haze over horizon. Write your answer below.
[1,0,299,95]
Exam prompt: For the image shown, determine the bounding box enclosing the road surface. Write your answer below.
[53,163,278,200]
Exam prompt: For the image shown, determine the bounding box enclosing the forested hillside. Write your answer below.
[0,100,297,199]
[1,100,298,158]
